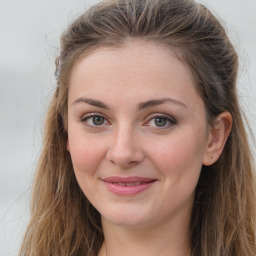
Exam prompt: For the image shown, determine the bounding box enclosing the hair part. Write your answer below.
[20,0,256,255]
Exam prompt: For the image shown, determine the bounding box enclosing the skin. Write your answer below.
[67,40,232,256]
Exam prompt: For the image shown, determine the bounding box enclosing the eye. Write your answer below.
[153,117,168,127]
[81,114,108,128]
[145,114,177,128]
[91,116,105,125]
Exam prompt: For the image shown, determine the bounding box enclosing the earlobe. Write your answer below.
[203,111,232,166]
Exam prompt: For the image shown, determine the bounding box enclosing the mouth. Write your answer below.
[109,181,152,186]
[100,176,157,196]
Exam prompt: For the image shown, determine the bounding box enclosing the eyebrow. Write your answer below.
[71,97,187,110]
[138,98,187,110]
[71,97,110,109]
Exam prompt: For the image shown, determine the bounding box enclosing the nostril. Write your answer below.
[106,146,144,168]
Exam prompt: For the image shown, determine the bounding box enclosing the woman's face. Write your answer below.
[67,40,211,229]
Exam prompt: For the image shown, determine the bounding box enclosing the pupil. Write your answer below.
[155,117,166,127]
[93,116,104,125]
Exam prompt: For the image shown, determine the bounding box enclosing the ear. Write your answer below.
[67,138,70,152]
[203,111,232,166]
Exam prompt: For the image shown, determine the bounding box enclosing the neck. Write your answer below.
[98,212,191,256]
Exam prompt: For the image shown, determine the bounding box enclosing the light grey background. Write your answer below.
[0,0,255,255]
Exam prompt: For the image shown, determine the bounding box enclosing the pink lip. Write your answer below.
[101,176,157,196]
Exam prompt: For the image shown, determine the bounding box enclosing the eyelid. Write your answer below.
[80,112,177,129]
[81,112,111,128]
[81,112,106,121]
[144,113,177,127]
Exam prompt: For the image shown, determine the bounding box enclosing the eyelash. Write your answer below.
[81,113,109,129]
[81,113,177,129]
[144,113,177,129]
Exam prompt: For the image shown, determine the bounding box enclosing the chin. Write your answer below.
[100,206,155,228]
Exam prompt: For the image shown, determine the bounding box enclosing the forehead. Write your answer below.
[72,40,190,76]
[68,40,202,110]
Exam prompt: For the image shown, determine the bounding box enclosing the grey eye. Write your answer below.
[92,116,105,125]
[154,117,167,127]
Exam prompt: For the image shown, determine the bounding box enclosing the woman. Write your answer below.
[20,0,256,255]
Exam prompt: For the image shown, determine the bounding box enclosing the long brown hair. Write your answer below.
[20,0,256,255]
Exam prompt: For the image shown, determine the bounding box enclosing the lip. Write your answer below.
[101,176,157,196]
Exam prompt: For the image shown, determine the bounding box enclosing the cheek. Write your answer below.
[147,130,207,212]
[146,129,206,179]
[68,134,107,175]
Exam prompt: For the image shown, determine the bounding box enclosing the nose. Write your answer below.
[106,125,145,169]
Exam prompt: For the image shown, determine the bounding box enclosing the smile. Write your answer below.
[101,176,157,196]
[111,181,149,186]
